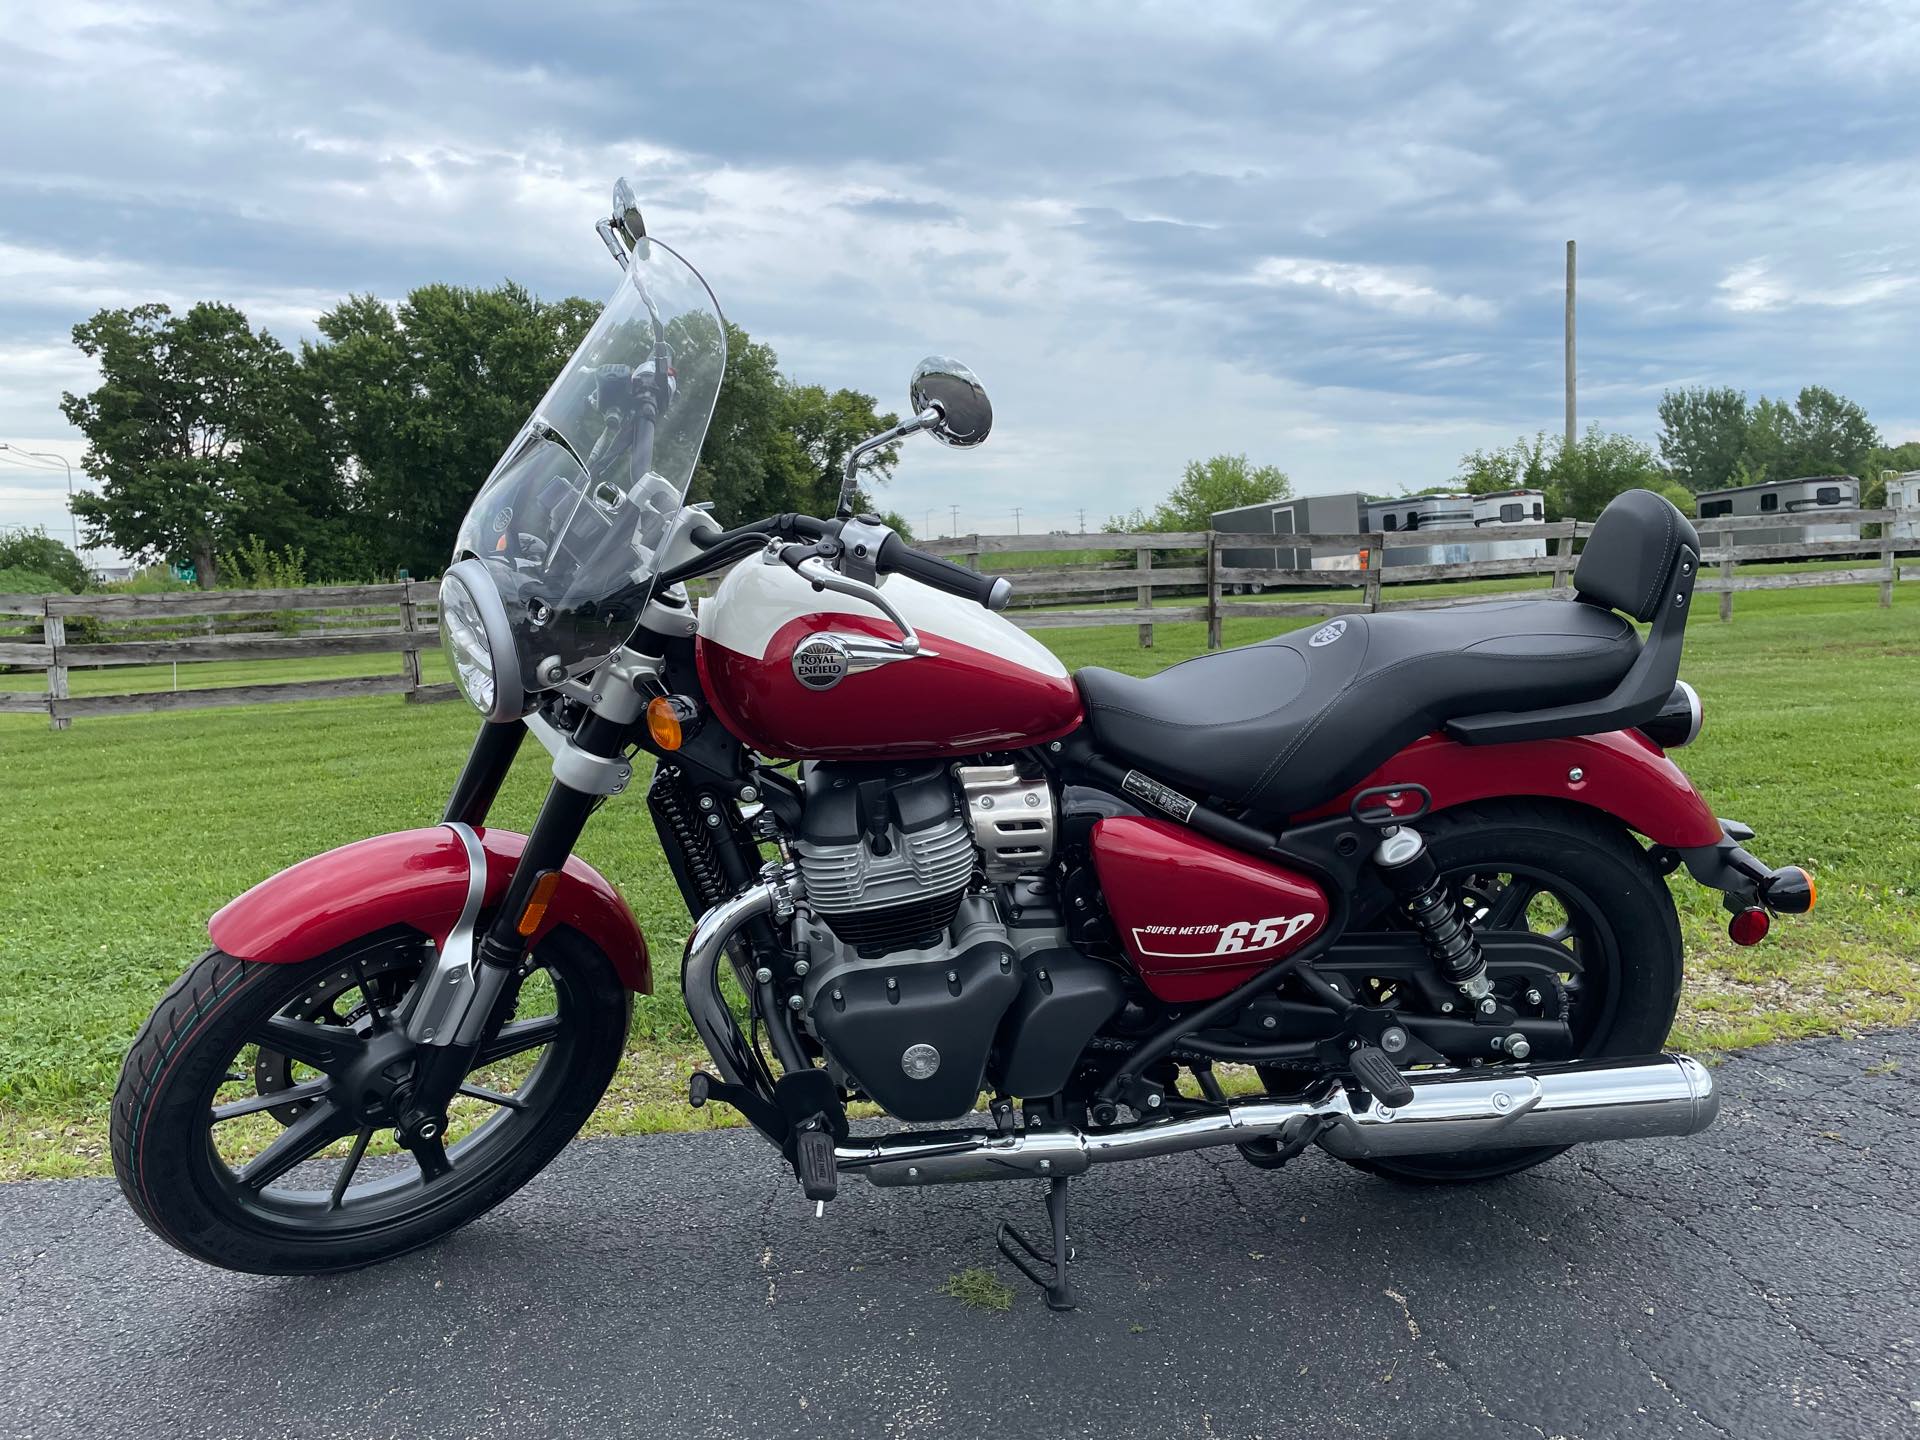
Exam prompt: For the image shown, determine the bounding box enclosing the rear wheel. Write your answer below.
[1328,800,1682,1183]
[111,926,629,1273]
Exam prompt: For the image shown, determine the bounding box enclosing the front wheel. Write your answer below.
[111,926,629,1274]
[1329,799,1684,1184]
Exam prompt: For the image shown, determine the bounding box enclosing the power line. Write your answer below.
[1011,506,1022,535]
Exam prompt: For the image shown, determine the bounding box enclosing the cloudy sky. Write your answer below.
[3,0,1917,555]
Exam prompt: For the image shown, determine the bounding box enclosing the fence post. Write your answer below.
[43,605,68,731]
[1551,522,1574,594]
[1881,530,1896,609]
[399,581,423,695]
[1205,532,1222,650]
[1362,532,1384,612]
[1135,546,1153,649]
[1718,548,1735,623]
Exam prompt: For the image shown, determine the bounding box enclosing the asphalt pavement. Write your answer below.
[4,1029,1918,1439]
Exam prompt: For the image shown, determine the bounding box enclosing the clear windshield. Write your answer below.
[452,238,725,697]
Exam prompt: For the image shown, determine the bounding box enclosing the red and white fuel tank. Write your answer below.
[1091,817,1331,1002]
[694,553,1084,759]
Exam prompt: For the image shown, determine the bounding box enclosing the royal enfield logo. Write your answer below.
[1307,618,1348,648]
[491,504,514,535]
[1131,912,1319,961]
[791,633,851,690]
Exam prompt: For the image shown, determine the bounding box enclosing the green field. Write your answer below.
[2,582,1915,1180]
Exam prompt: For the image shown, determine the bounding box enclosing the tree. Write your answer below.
[0,528,89,592]
[1657,386,1751,493]
[1112,453,1290,531]
[1657,383,1880,495]
[1452,426,1680,520]
[305,283,600,579]
[61,303,341,587]
[689,322,903,525]
[1771,385,1879,481]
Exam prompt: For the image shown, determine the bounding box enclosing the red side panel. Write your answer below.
[696,613,1084,760]
[207,827,651,992]
[1091,816,1331,1003]
[1301,731,1723,847]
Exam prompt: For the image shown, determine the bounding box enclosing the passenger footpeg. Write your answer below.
[996,1176,1077,1311]
[1348,1042,1415,1109]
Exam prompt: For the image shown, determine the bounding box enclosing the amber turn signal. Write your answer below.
[646,694,696,751]
[515,869,563,937]
[1763,865,1816,915]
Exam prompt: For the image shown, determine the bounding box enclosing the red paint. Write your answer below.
[1091,816,1331,1003]
[696,613,1084,759]
[1301,730,1724,847]
[208,828,651,992]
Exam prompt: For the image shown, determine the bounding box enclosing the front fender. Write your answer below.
[1308,730,1723,847]
[207,827,652,993]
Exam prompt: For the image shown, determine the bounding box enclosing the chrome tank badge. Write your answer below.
[791,631,932,690]
[792,633,851,690]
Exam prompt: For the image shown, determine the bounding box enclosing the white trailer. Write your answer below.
[1886,471,1920,542]
[1470,489,1549,562]
[1695,475,1860,547]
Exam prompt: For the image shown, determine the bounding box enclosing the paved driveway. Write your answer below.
[4,1030,1916,1439]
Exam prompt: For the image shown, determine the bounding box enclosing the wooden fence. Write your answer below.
[924,508,1916,649]
[2,510,1912,728]
[0,581,446,730]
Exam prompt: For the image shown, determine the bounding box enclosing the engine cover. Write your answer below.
[802,898,1020,1121]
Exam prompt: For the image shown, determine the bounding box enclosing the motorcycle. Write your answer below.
[112,179,1815,1309]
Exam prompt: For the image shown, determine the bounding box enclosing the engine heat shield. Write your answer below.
[1090,816,1330,1003]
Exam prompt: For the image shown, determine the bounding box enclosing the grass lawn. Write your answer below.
[2,582,1915,1180]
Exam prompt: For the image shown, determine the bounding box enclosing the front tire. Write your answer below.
[111,926,629,1274]
[1336,800,1683,1184]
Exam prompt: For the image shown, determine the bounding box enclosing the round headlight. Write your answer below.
[438,558,523,721]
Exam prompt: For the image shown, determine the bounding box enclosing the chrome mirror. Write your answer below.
[597,178,649,267]
[909,357,992,447]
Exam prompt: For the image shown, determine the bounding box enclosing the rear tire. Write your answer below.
[1337,800,1682,1184]
[111,926,629,1274]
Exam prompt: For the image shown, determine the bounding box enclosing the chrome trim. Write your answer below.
[524,711,633,796]
[834,1054,1718,1186]
[441,557,526,723]
[681,872,803,1096]
[407,822,488,1046]
[794,556,922,654]
[1676,680,1703,747]
[835,407,942,518]
[956,763,1056,882]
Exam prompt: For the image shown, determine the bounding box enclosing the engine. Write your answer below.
[789,760,1122,1120]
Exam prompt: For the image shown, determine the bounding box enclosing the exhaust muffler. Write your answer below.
[834,1054,1718,1186]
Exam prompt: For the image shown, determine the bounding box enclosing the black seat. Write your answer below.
[1075,597,1637,818]
[1076,489,1699,818]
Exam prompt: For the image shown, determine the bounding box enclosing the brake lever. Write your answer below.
[790,555,921,654]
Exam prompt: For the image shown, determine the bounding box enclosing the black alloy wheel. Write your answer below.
[112,926,630,1274]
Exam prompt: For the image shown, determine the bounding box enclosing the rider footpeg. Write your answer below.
[1349,1042,1415,1109]
[793,1126,838,1202]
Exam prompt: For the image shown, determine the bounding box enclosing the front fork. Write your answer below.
[394,700,641,1151]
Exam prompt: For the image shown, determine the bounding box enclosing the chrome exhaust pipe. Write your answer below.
[835,1054,1718,1187]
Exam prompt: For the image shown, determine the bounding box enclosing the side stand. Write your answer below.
[996,1176,1077,1311]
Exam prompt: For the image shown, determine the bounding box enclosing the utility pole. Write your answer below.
[0,444,78,554]
[1565,239,1576,452]
[949,503,960,537]
[1077,508,1086,533]
[1011,506,1023,535]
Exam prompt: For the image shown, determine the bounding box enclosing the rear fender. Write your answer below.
[207,827,652,993]
[1305,730,1723,848]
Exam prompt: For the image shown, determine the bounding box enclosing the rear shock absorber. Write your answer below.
[1373,825,1493,1010]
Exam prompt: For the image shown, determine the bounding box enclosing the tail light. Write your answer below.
[1640,680,1702,749]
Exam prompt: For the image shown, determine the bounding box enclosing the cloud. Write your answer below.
[0,0,1916,546]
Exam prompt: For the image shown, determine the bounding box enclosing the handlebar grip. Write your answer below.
[876,533,1011,610]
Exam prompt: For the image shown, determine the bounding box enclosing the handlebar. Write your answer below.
[875,532,1011,611]
[661,511,1011,611]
